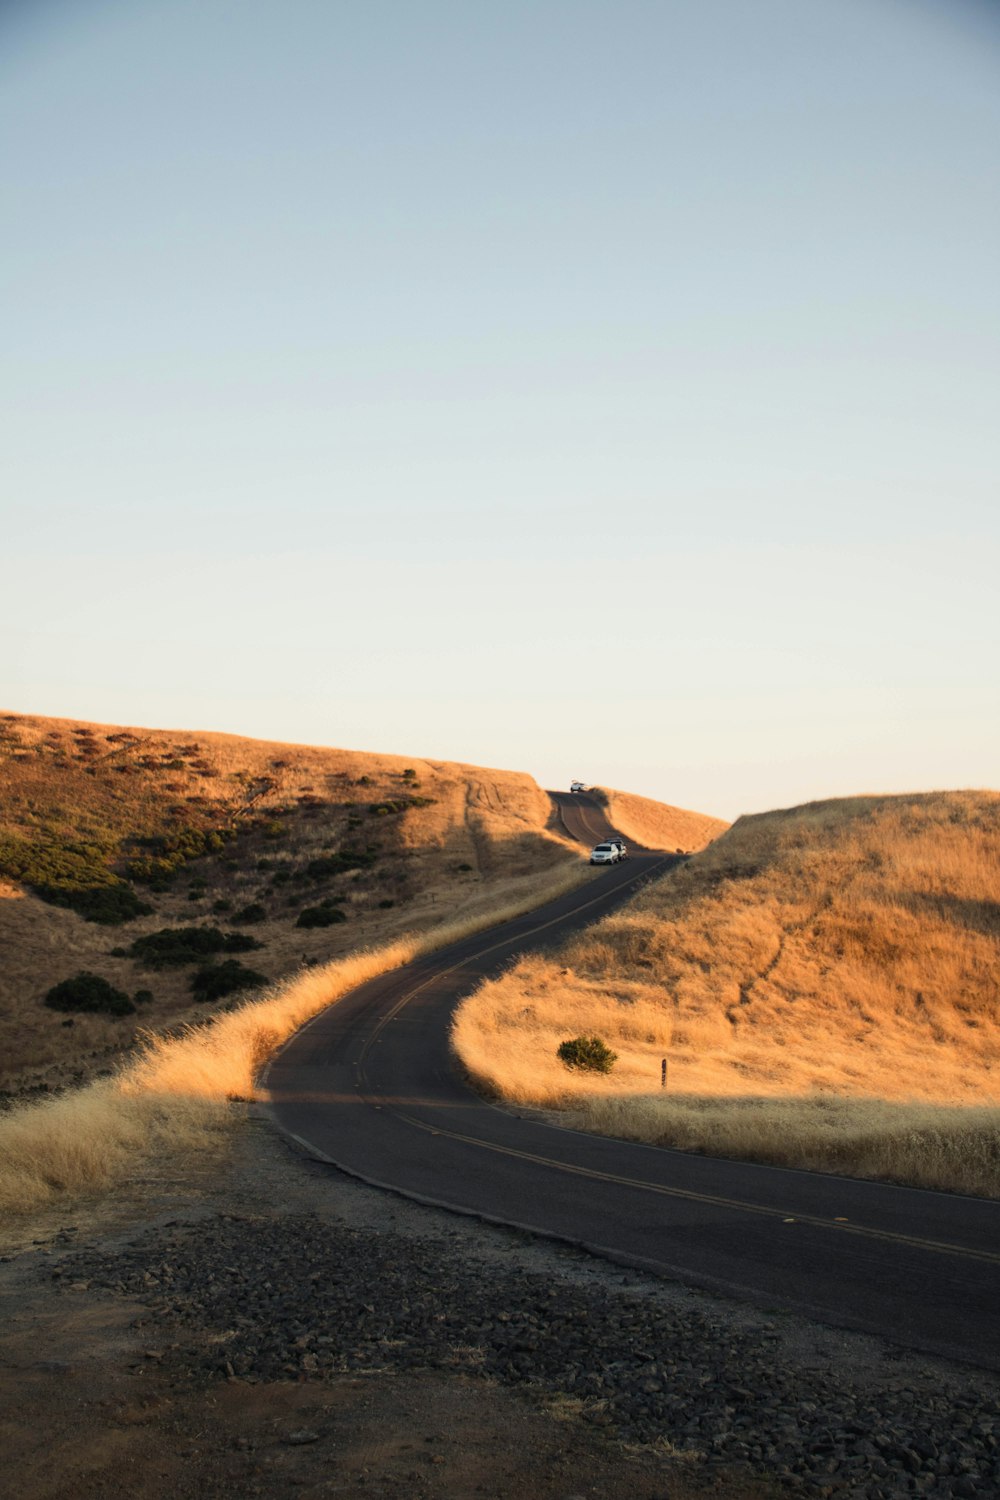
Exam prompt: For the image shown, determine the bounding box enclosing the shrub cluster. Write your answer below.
[126,825,235,888]
[368,796,436,816]
[129,927,262,969]
[0,834,152,925]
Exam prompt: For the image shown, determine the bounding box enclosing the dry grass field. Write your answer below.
[453,791,1000,1195]
[592,785,728,852]
[0,711,580,1103]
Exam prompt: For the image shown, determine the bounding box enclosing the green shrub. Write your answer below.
[296,905,347,928]
[378,898,395,909]
[45,878,152,924]
[0,834,152,924]
[233,902,267,925]
[44,972,135,1017]
[127,825,233,887]
[190,960,268,1002]
[129,927,262,969]
[557,1035,618,1073]
[305,847,376,881]
[212,898,232,913]
[133,989,154,1005]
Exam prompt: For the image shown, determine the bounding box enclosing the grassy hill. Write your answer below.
[453,790,1000,1194]
[0,711,580,1101]
[591,785,728,852]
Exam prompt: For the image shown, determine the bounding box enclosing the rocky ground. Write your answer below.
[2,1116,999,1500]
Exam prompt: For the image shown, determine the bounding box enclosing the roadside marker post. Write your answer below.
[661,1057,667,1089]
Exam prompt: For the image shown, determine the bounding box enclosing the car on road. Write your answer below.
[608,838,628,860]
[589,842,620,865]
[570,780,586,793]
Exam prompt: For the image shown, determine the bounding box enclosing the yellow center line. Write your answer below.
[389,1109,1000,1269]
[359,858,670,1063]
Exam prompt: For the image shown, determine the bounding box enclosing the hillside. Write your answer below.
[590,785,728,852]
[453,791,1000,1192]
[0,712,580,1101]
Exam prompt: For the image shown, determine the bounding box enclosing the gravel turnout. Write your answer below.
[57,1210,1000,1500]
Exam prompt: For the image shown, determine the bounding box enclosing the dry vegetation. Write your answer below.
[591,786,728,853]
[0,711,579,1102]
[0,859,592,1216]
[453,791,1000,1195]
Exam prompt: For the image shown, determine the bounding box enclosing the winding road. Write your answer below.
[265,794,1000,1372]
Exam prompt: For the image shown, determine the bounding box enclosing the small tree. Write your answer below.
[557,1035,617,1073]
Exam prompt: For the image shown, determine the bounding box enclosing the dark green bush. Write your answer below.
[296,905,347,928]
[190,960,268,1002]
[212,898,232,913]
[133,989,154,1005]
[557,1035,618,1073]
[305,847,376,881]
[129,927,262,969]
[233,902,267,925]
[44,972,135,1017]
[378,898,395,909]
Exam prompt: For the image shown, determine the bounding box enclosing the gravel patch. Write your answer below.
[56,1209,1000,1500]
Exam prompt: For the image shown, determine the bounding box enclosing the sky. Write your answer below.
[3,0,998,821]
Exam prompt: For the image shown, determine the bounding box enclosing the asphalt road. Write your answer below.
[265,794,1000,1372]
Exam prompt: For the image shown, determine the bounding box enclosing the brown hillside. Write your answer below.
[591,785,728,852]
[0,711,578,1100]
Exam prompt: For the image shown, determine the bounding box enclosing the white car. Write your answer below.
[570,780,586,793]
[609,838,628,861]
[590,842,620,865]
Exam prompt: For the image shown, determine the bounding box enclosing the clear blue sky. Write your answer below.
[3,0,998,820]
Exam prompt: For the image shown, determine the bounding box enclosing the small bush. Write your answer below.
[306,847,376,881]
[557,1035,618,1074]
[133,989,154,1005]
[378,899,395,909]
[233,902,267,925]
[44,972,135,1017]
[212,898,232,913]
[296,905,347,929]
[190,960,268,1003]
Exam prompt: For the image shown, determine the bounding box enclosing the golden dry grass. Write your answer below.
[591,786,728,852]
[0,858,593,1216]
[452,791,1000,1195]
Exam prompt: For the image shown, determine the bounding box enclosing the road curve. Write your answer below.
[264,798,1000,1372]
